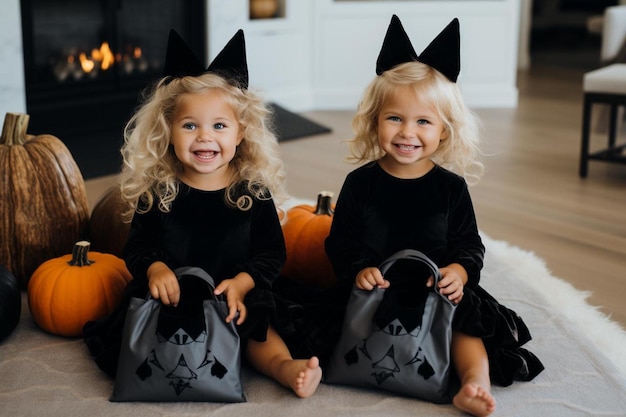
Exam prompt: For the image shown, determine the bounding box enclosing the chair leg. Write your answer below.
[608,103,618,149]
[580,96,592,178]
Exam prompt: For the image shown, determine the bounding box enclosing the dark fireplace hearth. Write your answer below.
[20,0,205,178]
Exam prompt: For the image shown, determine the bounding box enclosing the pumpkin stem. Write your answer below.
[1,113,30,146]
[68,241,96,266]
[313,191,334,216]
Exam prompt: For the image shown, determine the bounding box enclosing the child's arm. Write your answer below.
[146,261,180,306]
[325,174,378,284]
[214,272,255,325]
[242,197,286,291]
[355,267,390,290]
[445,181,485,289]
[434,263,467,304]
[123,202,172,286]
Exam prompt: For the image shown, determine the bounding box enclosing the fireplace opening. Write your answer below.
[20,0,206,178]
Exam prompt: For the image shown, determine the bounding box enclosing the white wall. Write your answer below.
[208,0,521,110]
[0,0,27,117]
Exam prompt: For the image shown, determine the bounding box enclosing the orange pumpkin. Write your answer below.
[281,192,337,288]
[88,186,130,258]
[0,113,90,288]
[27,241,131,337]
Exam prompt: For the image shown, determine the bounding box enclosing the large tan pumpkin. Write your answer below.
[88,186,130,258]
[0,113,90,288]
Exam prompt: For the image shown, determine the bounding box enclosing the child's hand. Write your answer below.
[437,264,467,304]
[214,272,255,325]
[355,267,390,290]
[147,262,180,306]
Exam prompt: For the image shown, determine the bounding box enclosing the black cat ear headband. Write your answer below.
[163,29,249,89]
[376,15,460,83]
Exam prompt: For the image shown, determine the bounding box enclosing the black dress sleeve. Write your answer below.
[325,170,376,284]
[123,204,168,285]
[444,180,485,289]
[236,197,286,291]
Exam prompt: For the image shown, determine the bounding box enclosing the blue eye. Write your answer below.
[417,119,430,125]
[182,122,196,130]
[214,122,225,130]
[388,116,401,122]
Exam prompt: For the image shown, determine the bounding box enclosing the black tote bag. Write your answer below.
[325,249,456,403]
[111,266,245,402]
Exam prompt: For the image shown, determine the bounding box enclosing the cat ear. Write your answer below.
[375,14,419,76]
[418,18,460,83]
[206,29,249,89]
[164,29,249,89]
[163,29,205,79]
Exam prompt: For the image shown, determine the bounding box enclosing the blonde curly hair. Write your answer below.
[348,61,484,185]
[118,72,287,221]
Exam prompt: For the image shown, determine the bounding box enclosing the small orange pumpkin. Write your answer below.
[27,241,131,337]
[281,192,337,288]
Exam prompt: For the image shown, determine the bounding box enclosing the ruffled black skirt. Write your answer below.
[451,284,544,386]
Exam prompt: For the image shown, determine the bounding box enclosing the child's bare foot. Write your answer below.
[453,383,496,417]
[283,356,322,398]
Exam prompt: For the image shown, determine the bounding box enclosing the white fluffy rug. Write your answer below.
[1,198,625,417]
[481,234,626,376]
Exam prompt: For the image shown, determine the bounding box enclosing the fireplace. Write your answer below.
[20,0,205,176]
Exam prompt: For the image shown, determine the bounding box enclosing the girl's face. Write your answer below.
[170,89,243,190]
[376,85,448,178]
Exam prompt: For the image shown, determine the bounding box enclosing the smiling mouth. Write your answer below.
[395,144,419,151]
[193,150,218,160]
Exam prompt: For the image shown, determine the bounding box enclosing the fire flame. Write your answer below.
[55,40,150,81]
[98,42,115,70]
[78,53,95,73]
[76,42,115,74]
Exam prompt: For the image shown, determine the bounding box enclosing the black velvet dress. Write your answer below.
[279,162,544,388]
[83,183,288,377]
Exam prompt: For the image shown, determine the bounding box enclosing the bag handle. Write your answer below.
[173,266,217,290]
[378,249,455,306]
[172,266,233,319]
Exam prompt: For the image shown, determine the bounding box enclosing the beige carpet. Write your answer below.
[1,201,626,416]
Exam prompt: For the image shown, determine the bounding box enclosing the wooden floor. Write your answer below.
[85,64,626,328]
